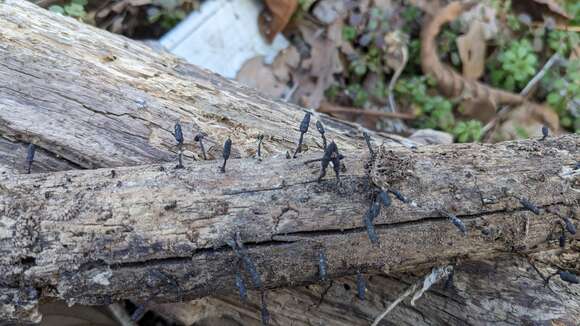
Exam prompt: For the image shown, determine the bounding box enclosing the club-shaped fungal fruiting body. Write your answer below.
[293,112,311,158]
[256,134,264,158]
[221,138,232,173]
[25,143,36,174]
[174,122,184,169]
[362,131,374,158]
[356,271,366,300]
[194,132,207,160]
[541,125,549,140]
[520,197,540,215]
[316,120,327,150]
[439,210,467,236]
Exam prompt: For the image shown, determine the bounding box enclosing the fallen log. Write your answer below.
[1,135,578,322]
[0,1,579,324]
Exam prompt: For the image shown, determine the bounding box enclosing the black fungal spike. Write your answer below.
[362,131,374,158]
[364,201,381,245]
[331,145,341,182]
[227,233,262,289]
[293,112,312,158]
[131,304,146,322]
[559,232,566,248]
[356,271,366,300]
[444,269,455,289]
[194,133,207,160]
[317,141,337,182]
[558,271,579,284]
[174,122,184,168]
[25,144,36,174]
[260,291,270,326]
[520,198,540,215]
[235,270,247,302]
[563,217,576,235]
[221,138,232,173]
[174,122,184,145]
[541,125,549,140]
[257,134,264,158]
[388,189,409,204]
[440,210,467,236]
[316,120,327,149]
[318,250,328,282]
[378,190,391,208]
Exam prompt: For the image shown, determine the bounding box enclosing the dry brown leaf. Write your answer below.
[272,46,300,81]
[258,0,299,43]
[497,103,560,141]
[457,21,487,80]
[236,56,288,99]
[512,0,571,23]
[292,21,343,109]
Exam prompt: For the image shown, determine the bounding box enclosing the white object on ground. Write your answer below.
[160,0,289,79]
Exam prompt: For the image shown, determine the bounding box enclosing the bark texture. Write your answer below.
[0,1,579,324]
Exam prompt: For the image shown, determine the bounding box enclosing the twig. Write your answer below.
[482,53,563,141]
[371,266,452,326]
[318,103,415,120]
[388,45,408,114]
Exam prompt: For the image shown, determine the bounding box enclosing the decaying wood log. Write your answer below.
[1,135,579,322]
[0,1,579,324]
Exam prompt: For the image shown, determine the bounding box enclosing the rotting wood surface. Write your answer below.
[1,135,578,322]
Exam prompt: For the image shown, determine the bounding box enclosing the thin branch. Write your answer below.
[318,102,416,120]
[482,53,563,141]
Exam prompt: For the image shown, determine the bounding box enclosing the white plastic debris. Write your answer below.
[160,0,289,79]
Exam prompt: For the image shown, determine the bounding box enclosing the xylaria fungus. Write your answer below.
[362,131,374,158]
[316,120,327,149]
[293,112,312,158]
[559,232,566,248]
[226,233,262,289]
[317,141,344,182]
[378,190,391,208]
[356,271,366,300]
[131,303,146,321]
[221,138,232,173]
[25,143,36,174]
[439,210,467,236]
[541,125,549,140]
[389,189,410,204]
[444,268,454,289]
[364,201,381,245]
[520,198,540,215]
[194,133,207,160]
[256,134,264,158]
[174,122,184,169]
[563,217,576,235]
[260,291,270,326]
[559,271,579,284]
[319,250,328,282]
[235,270,247,302]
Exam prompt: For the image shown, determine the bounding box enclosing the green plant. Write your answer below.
[489,39,538,91]
[452,120,483,143]
[49,0,87,18]
[395,76,455,132]
[547,30,579,57]
[544,59,580,133]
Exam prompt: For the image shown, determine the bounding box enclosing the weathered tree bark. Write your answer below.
[0,1,578,325]
[1,135,579,322]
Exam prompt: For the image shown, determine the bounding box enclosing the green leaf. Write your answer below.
[64,3,86,17]
[49,5,65,14]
